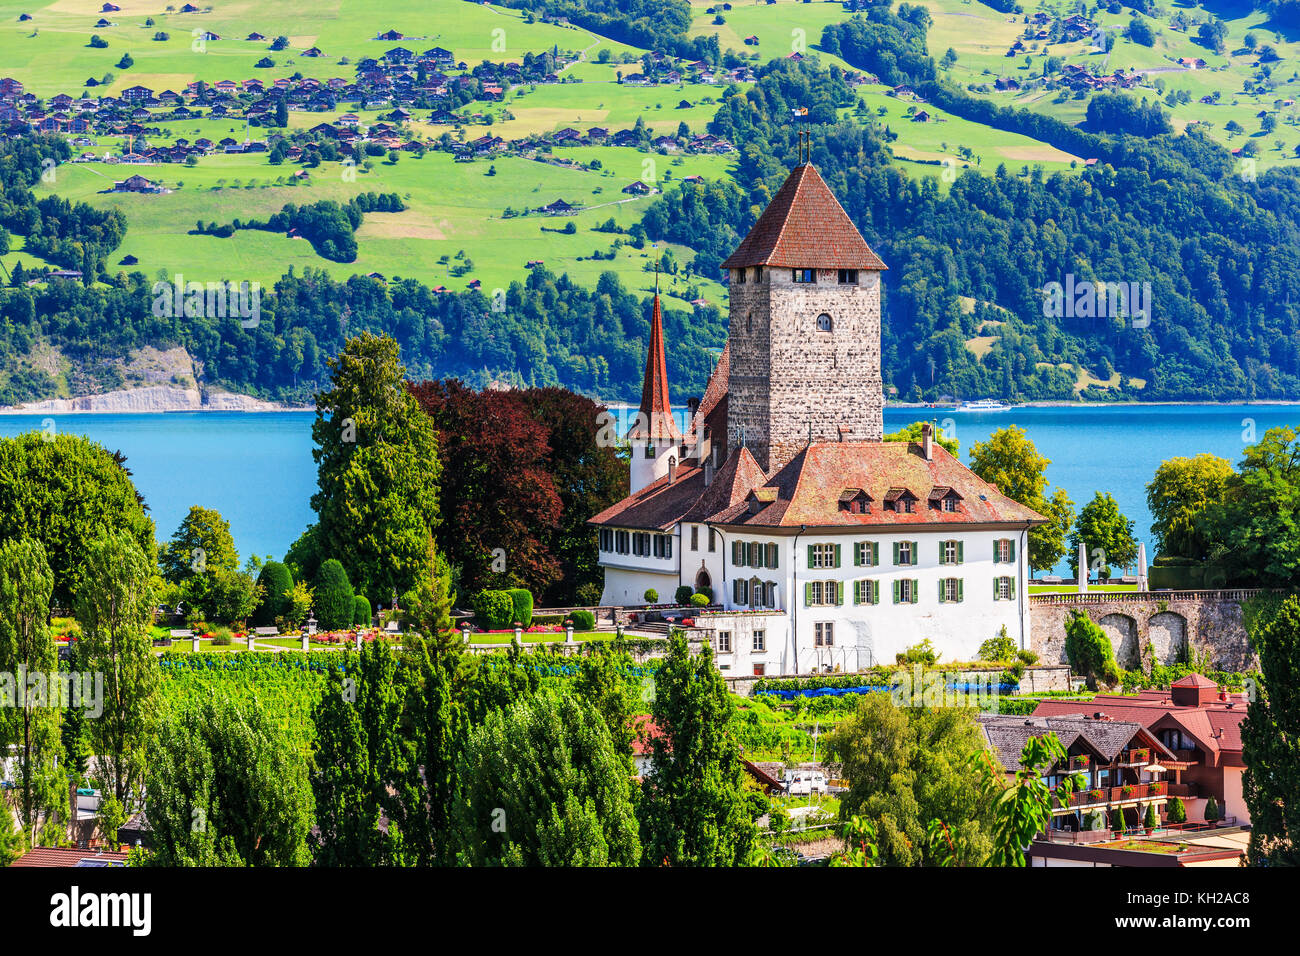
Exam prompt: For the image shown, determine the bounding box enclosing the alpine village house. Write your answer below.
[590,162,1045,675]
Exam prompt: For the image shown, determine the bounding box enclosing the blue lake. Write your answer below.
[2,404,1297,572]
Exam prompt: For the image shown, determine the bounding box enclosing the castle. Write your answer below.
[591,163,1044,674]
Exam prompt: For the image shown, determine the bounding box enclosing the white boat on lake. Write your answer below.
[957,399,1012,412]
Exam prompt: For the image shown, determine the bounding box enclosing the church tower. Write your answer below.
[722,162,887,475]
[627,289,684,494]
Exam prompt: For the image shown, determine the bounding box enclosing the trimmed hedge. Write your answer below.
[570,609,596,630]
[474,589,515,630]
[507,588,533,628]
[316,559,355,631]
[353,594,372,627]
[254,561,294,626]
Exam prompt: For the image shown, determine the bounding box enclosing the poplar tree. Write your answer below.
[74,530,158,807]
[638,633,755,866]
[0,538,64,846]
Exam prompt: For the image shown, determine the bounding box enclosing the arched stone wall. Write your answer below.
[1148,611,1187,665]
[1029,592,1258,673]
[1098,613,1140,668]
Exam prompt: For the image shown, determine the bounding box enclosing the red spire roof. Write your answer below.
[628,292,683,443]
[721,163,887,270]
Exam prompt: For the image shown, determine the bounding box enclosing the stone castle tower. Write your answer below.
[722,163,887,475]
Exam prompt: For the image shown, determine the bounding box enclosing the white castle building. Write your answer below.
[590,163,1044,675]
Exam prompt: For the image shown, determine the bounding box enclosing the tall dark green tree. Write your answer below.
[1069,492,1139,578]
[311,333,441,605]
[1243,596,1300,865]
[638,633,755,866]
[315,558,355,630]
[1210,427,1300,587]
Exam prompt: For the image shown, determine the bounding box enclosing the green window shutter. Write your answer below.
[958,579,964,603]
[912,579,920,603]
[1009,539,1016,563]
[957,541,964,564]
[835,581,843,606]
[804,581,813,606]
[854,543,862,567]
[994,578,1000,601]
[807,544,815,569]
[852,580,860,605]
[871,542,879,566]
[892,541,900,565]
[768,543,778,569]
[939,579,946,603]
[834,544,842,568]
[732,540,741,566]
[892,580,900,604]
[912,542,919,566]
[1010,578,1016,600]
[939,540,947,565]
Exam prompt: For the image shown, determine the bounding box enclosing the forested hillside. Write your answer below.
[644,16,1300,402]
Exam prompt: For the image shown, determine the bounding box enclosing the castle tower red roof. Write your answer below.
[721,163,887,271]
[628,292,683,443]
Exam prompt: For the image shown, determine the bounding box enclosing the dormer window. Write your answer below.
[816,313,833,332]
[838,488,873,514]
[885,488,917,513]
[928,487,964,512]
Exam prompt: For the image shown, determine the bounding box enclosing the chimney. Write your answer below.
[921,422,933,461]
[667,456,678,485]
[687,397,700,419]
[703,458,714,487]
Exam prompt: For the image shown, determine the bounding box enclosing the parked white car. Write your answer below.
[784,770,828,796]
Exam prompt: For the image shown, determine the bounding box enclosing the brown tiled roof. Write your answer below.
[706,441,1046,528]
[627,293,682,443]
[1031,690,1249,763]
[978,715,1173,772]
[10,847,129,867]
[721,164,887,270]
[683,447,767,522]
[589,463,706,531]
[590,447,766,531]
[689,342,729,448]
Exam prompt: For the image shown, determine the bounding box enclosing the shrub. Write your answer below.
[570,609,596,630]
[507,588,533,628]
[644,588,658,604]
[1204,796,1219,823]
[977,629,1017,662]
[690,592,709,607]
[254,560,293,626]
[1017,648,1039,666]
[675,585,693,605]
[474,589,515,630]
[1167,796,1186,824]
[1064,610,1118,688]
[695,585,713,602]
[353,594,372,627]
[1144,803,1158,829]
[896,638,939,666]
[210,626,233,646]
[315,559,355,630]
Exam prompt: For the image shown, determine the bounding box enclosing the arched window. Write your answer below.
[816,313,833,332]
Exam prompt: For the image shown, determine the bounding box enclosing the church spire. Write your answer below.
[628,280,683,444]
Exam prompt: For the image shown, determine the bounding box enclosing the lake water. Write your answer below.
[2,404,1296,572]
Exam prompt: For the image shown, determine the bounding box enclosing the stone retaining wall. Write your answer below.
[1029,590,1262,673]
